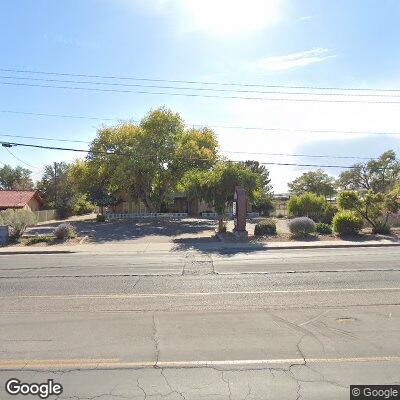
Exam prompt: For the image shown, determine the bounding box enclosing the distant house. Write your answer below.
[0,190,43,212]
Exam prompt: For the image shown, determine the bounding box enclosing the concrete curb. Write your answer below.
[0,241,399,255]
[0,250,75,255]
[211,242,400,253]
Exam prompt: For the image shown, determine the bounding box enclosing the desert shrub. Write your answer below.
[0,209,37,238]
[288,217,316,236]
[321,203,337,224]
[254,219,277,236]
[288,193,333,222]
[54,222,76,240]
[315,222,332,235]
[371,222,391,235]
[332,210,363,236]
[26,235,53,245]
[96,214,106,222]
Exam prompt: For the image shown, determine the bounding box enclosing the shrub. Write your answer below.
[372,222,391,235]
[315,222,332,235]
[70,193,96,215]
[321,203,337,224]
[54,222,77,240]
[26,235,53,245]
[288,217,316,236]
[96,214,106,222]
[254,219,277,236]
[288,193,333,222]
[0,209,37,238]
[332,210,363,236]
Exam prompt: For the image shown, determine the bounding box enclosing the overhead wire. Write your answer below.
[1,109,400,136]
[3,81,400,104]
[1,75,400,98]
[0,140,371,169]
[2,67,400,92]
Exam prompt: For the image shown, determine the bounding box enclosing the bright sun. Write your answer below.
[152,0,282,36]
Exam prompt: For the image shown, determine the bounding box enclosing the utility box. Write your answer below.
[0,226,9,246]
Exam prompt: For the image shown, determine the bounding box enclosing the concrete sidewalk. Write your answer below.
[1,237,399,255]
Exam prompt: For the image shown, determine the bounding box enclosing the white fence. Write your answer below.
[34,209,57,223]
[105,212,188,219]
[200,212,259,219]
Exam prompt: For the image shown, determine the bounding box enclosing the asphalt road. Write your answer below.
[0,247,400,399]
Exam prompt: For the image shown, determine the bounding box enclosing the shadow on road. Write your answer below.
[27,218,218,243]
[172,237,267,256]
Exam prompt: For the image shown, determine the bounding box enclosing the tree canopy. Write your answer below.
[0,164,33,190]
[84,107,218,212]
[337,188,400,233]
[182,161,263,231]
[337,150,400,193]
[36,162,73,211]
[288,169,336,198]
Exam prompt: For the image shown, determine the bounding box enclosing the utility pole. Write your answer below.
[54,162,58,207]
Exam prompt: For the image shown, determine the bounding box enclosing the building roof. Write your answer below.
[0,190,43,209]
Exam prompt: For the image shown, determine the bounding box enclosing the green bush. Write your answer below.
[54,222,76,240]
[0,209,37,238]
[70,193,96,215]
[332,210,363,236]
[26,235,53,245]
[96,214,106,222]
[288,217,316,236]
[315,222,332,235]
[288,192,334,223]
[321,203,337,224]
[254,219,277,236]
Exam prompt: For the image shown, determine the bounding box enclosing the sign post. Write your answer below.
[233,186,248,240]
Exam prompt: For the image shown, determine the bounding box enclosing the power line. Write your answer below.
[2,109,400,136]
[3,147,37,169]
[3,81,400,104]
[2,67,400,93]
[0,140,363,169]
[0,109,116,121]
[0,132,92,144]
[222,150,377,160]
[2,75,400,98]
[0,133,380,160]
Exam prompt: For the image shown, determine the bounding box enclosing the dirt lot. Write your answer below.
[24,215,400,246]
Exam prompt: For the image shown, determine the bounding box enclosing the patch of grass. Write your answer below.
[25,236,53,246]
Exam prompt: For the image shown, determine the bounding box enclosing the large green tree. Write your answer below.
[182,161,263,231]
[0,164,33,190]
[337,150,400,193]
[240,160,273,215]
[337,188,400,233]
[288,169,336,198]
[36,162,72,211]
[86,107,218,212]
[68,159,121,214]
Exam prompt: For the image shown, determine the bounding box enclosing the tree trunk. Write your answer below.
[218,215,225,232]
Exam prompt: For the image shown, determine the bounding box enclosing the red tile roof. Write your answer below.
[0,190,43,208]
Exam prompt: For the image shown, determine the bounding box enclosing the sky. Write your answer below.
[0,0,400,192]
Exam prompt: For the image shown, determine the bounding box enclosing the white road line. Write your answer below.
[1,356,400,370]
[1,287,399,300]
